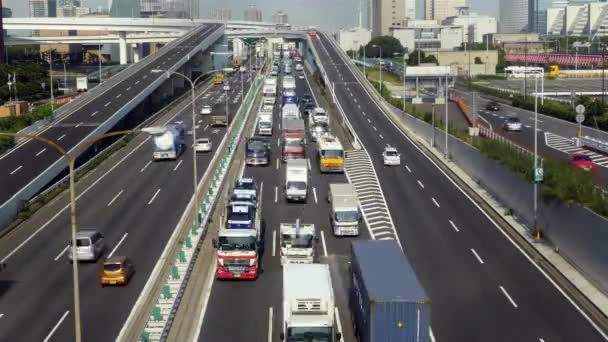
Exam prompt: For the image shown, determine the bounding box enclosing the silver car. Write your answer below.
[67,230,105,262]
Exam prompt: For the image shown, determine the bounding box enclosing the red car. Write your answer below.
[570,153,595,172]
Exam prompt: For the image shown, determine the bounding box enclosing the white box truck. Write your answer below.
[76,76,88,92]
[280,219,316,265]
[258,113,273,136]
[263,77,278,105]
[281,264,341,341]
[329,183,360,236]
[285,159,308,202]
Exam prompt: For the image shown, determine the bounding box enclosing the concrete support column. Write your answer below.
[118,31,128,65]
[132,43,142,63]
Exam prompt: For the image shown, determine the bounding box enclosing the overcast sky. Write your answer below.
[4,0,499,31]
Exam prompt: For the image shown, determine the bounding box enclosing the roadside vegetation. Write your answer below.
[0,103,58,151]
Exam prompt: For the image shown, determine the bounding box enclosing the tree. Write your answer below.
[362,36,404,58]
[407,50,438,66]
[474,56,483,64]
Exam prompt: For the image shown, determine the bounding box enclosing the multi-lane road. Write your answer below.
[0,23,222,207]
[312,32,607,341]
[0,68,250,341]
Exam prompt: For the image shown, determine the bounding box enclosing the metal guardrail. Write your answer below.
[132,76,263,342]
[579,136,608,154]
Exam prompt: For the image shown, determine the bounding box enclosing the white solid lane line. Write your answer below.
[471,248,484,264]
[108,233,128,258]
[449,220,460,232]
[417,180,424,188]
[43,310,70,342]
[307,159,311,170]
[107,189,124,207]
[405,165,412,173]
[140,160,152,173]
[36,148,46,157]
[104,102,111,107]
[57,134,66,141]
[272,230,277,257]
[173,159,183,171]
[90,111,98,117]
[9,165,22,175]
[320,230,328,257]
[500,286,518,308]
[313,187,318,204]
[334,307,344,340]
[267,307,274,342]
[274,186,278,203]
[432,197,440,208]
[53,245,70,261]
[147,188,161,205]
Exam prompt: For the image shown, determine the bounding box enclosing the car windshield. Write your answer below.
[237,180,256,190]
[321,149,343,158]
[260,122,271,128]
[203,106,211,110]
[507,118,520,123]
[335,210,359,222]
[287,181,307,191]
[218,236,256,251]
[247,141,266,151]
[74,238,90,247]
[284,140,303,148]
[282,234,314,248]
[385,151,398,157]
[574,155,592,162]
[228,209,253,222]
[196,139,209,144]
[103,263,122,272]
[287,327,332,342]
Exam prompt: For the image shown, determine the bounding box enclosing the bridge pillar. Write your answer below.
[118,31,128,65]
[132,43,143,63]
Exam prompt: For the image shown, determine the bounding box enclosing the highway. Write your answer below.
[198,68,362,341]
[312,32,607,341]
[0,23,222,207]
[0,69,251,341]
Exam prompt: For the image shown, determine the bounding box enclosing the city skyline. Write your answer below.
[8,0,501,31]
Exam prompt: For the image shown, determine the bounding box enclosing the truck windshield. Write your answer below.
[260,122,272,128]
[218,236,256,251]
[321,149,343,158]
[287,327,333,342]
[335,210,359,222]
[282,234,313,248]
[284,140,303,148]
[287,181,307,191]
[247,141,266,152]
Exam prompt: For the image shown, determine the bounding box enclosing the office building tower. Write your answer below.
[425,0,466,22]
[499,0,528,32]
[244,4,262,22]
[371,0,415,37]
[211,8,232,20]
[271,10,289,24]
[30,0,57,17]
[110,0,141,17]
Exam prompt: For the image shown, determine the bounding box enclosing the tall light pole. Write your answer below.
[372,44,382,93]
[533,75,541,240]
[98,43,103,83]
[444,73,449,159]
[151,69,209,227]
[0,127,162,342]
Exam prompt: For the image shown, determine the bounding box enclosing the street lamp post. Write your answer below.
[0,127,161,342]
[151,69,209,227]
[533,75,541,240]
[98,43,103,83]
[444,73,449,159]
[372,45,382,93]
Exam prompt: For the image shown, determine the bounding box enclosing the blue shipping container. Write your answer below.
[350,240,431,342]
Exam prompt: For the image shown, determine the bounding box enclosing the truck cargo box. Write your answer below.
[350,240,431,342]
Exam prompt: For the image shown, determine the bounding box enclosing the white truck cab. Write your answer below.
[280,220,316,265]
[328,183,360,236]
[281,264,341,342]
[285,159,308,202]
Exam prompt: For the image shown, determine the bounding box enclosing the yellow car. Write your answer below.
[100,256,135,286]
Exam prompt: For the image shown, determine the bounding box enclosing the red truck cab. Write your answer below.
[282,137,305,161]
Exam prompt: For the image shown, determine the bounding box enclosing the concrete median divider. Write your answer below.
[117,75,264,342]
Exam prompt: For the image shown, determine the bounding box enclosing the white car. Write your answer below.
[223,84,231,91]
[200,105,212,115]
[298,73,305,80]
[503,117,523,131]
[194,138,212,152]
[382,146,401,166]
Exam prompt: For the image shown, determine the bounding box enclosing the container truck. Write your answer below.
[210,103,229,126]
[280,264,341,342]
[282,75,296,91]
[282,103,301,120]
[213,190,263,280]
[280,219,316,265]
[152,124,185,161]
[329,183,360,236]
[258,114,273,136]
[76,76,88,92]
[263,77,278,105]
[285,159,308,202]
[317,135,344,172]
[350,240,431,342]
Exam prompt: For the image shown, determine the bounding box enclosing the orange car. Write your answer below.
[100,256,135,286]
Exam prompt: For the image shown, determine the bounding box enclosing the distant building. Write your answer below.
[2,7,11,19]
[271,10,288,24]
[425,0,466,22]
[140,0,189,18]
[443,7,497,43]
[547,1,608,36]
[109,0,140,17]
[372,0,416,37]
[390,20,463,52]
[337,27,372,53]
[211,8,232,21]
[30,0,57,17]
[498,0,528,33]
[243,4,262,22]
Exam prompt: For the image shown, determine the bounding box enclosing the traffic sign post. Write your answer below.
[576,105,585,137]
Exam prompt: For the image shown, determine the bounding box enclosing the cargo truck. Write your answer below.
[328,183,360,236]
[285,159,308,202]
[210,103,229,126]
[282,103,301,120]
[213,189,263,280]
[213,73,225,84]
[152,124,185,161]
[280,219,316,265]
[263,77,278,105]
[350,240,431,342]
[280,264,341,342]
[282,75,296,91]
[76,76,88,92]
[258,114,273,136]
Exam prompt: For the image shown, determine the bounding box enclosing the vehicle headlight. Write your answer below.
[249,258,257,266]
[217,258,224,266]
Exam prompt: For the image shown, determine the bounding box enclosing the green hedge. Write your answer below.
[0,103,59,150]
